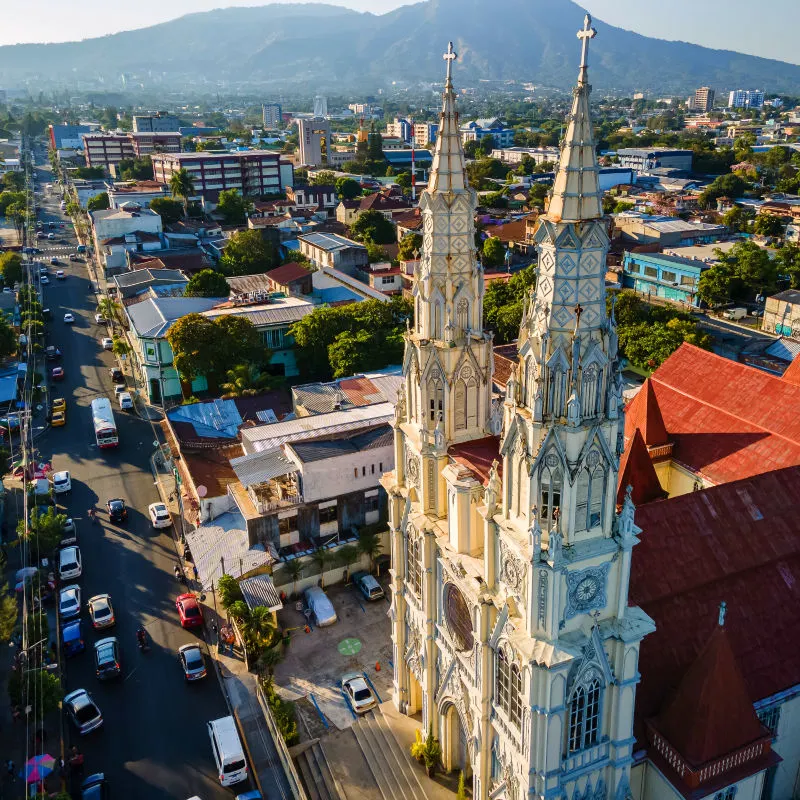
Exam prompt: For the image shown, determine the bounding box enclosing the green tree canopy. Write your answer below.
[0,252,22,287]
[0,190,26,216]
[18,506,67,553]
[777,243,800,289]
[2,171,24,191]
[74,166,105,180]
[753,213,785,238]
[482,236,506,268]
[169,167,196,214]
[220,364,275,397]
[351,209,396,245]
[87,191,110,211]
[527,183,549,208]
[118,157,154,181]
[312,170,337,186]
[216,189,253,225]
[698,173,750,209]
[698,241,778,306]
[220,229,278,276]
[0,314,17,359]
[149,197,184,224]
[185,269,231,297]
[398,233,423,261]
[335,177,361,199]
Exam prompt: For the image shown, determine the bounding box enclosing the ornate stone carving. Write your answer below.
[406,448,420,488]
[500,541,526,596]
[484,459,501,515]
[565,563,611,620]
[537,569,549,627]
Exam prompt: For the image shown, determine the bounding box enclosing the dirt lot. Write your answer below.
[273,577,394,738]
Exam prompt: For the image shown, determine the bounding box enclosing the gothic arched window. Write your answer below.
[407,527,423,599]
[567,676,602,753]
[525,358,537,409]
[496,647,523,728]
[456,298,469,333]
[539,453,563,526]
[575,451,606,533]
[581,363,602,418]
[455,367,478,431]
[433,301,443,339]
[547,364,567,418]
[427,371,444,428]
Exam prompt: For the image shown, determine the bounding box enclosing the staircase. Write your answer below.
[350,705,427,800]
[295,740,341,800]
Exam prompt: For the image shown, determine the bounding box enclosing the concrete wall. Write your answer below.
[766,691,800,800]
[299,443,395,504]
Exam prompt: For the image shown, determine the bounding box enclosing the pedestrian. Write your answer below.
[5,759,14,780]
[192,564,199,582]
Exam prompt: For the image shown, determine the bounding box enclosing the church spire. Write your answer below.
[429,41,467,194]
[546,14,603,223]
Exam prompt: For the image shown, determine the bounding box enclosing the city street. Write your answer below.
[28,159,236,799]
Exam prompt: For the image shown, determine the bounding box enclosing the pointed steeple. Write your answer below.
[627,379,670,448]
[429,41,467,194]
[616,428,667,507]
[546,14,603,223]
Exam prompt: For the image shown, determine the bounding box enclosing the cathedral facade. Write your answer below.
[381,20,655,800]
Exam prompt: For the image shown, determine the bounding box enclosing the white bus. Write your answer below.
[90,397,118,448]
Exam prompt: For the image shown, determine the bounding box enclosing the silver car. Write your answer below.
[303,586,337,627]
[64,689,103,734]
[178,643,207,681]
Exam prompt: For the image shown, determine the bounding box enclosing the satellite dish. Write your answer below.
[197,485,208,498]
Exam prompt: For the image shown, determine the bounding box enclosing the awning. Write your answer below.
[230,448,297,488]
[239,574,283,613]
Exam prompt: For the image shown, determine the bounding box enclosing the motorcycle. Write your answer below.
[136,628,150,653]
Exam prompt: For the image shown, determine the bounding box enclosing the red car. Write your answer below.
[176,593,203,629]
[51,366,65,381]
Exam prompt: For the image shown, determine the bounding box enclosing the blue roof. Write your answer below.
[167,398,243,439]
[126,296,223,338]
[0,367,17,404]
[316,286,363,304]
[384,150,432,164]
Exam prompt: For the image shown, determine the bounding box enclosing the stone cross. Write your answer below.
[574,303,584,329]
[443,41,457,82]
[577,14,597,72]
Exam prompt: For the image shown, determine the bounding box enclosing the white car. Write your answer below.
[341,672,377,714]
[52,470,71,494]
[41,276,50,285]
[56,270,65,279]
[87,594,115,629]
[63,313,75,324]
[114,384,127,397]
[118,392,133,410]
[58,546,82,581]
[94,313,107,324]
[148,502,171,529]
[58,585,81,620]
[101,337,113,350]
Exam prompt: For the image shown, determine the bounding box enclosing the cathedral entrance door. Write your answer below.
[444,703,471,777]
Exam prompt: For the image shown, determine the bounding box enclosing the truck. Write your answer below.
[722,307,748,321]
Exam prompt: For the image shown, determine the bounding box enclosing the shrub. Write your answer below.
[262,676,299,745]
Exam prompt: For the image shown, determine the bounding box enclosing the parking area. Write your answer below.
[273,577,394,734]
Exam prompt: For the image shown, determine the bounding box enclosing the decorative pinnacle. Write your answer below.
[443,41,457,83]
[577,14,597,77]
[718,601,727,627]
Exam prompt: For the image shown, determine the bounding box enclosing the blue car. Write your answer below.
[62,620,85,657]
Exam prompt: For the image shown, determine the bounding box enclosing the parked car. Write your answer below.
[80,773,109,800]
[178,643,207,681]
[176,593,203,629]
[60,518,77,547]
[352,571,385,602]
[118,392,133,411]
[63,689,103,734]
[40,275,50,285]
[51,366,65,381]
[52,470,71,493]
[59,585,81,620]
[303,586,337,627]
[56,270,65,279]
[58,546,82,581]
[109,368,123,383]
[51,411,66,427]
[94,313,107,324]
[50,257,58,266]
[148,502,171,529]
[87,594,115,629]
[52,397,66,413]
[45,346,61,361]
[100,338,113,351]
[106,498,127,523]
[341,672,377,714]
[113,384,127,397]
[94,637,121,681]
[63,313,75,323]
[62,620,85,658]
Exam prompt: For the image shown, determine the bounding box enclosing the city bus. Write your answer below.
[90,397,118,448]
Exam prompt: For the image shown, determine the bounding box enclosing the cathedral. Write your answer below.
[381,18,655,800]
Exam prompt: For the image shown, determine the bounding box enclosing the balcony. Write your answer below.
[228,475,303,519]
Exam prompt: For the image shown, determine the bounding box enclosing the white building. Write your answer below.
[728,89,765,109]
[90,203,164,272]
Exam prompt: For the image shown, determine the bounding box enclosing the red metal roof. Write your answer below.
[448,436,502,486]
[782,354,800,386]
[617,428,667,506]
[264,262,312,286]
[631,466,800,737]
[626,379,669,447]
[625,343,800,485]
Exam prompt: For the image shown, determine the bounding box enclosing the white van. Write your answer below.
[207,716,248,787]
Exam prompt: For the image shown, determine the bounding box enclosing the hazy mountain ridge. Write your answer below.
[1,0,799,94]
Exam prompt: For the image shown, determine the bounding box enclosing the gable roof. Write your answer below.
[264,262,312,286]
[624,343,800,485]
[631,466,800,736]
[625,379,669,447]
[617,428,667,506]
[782,354,800,385]
[448,436,502,486]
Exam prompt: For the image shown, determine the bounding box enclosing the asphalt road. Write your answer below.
[29,158,235,800]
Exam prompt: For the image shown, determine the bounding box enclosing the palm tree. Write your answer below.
[312,547,334,589]
[336,544,359,584]
[284,558,304,599]
[358,531,383,575]
[169,168,196,217]
[242,605,278,652]
[97,297,121,328]
[220,364,274,398]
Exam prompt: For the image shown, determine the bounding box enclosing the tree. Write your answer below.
[365,242,388,264]
[698,240,778,306]
[87,192,110,211]
[0,315,15,360]
[169,168,196,215]
[74,166,105,180]
[311,170,336,186]
[111,337,130,358]
[335,177,361,199]
[357,530,383,575]
[217,574,244,609]
[18,506,67,553]
[149,197,184,225]
[723,206,753,233]
[0,190,25,216]
[98,297,122,327]
[0,584,18,643]
[698,173,750,209]
[336,544,360,582]
[220,230,278,276]
[351,209,396,245]
[284,558,305,598]
[216,189,253,225]
[220,364,275,397]
[2,171,23,191]
[185,269,231,298]
[118,157,154,181]
[313,547,334,588]
[282,248,311,267]
[367,127,384,162]
[482,236,506,268]
[0,252,22,287]
[8,668,62,717]
[777,243,800,289]
[242,605,278,648]
[398,233,423,261]
[753,213,785,238]
[527,183,549,208]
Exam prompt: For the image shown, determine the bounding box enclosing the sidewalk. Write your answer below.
[151,462,295,800]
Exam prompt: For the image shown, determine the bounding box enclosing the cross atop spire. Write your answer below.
[577,14,597,79]
[443,41,457,83]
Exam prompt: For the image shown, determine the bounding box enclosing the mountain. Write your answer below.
[1,0,799,94]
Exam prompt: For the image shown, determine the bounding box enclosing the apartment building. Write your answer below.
[127,132,181,157]
[297,117,331,167]
[691,87,715,113]
[151,150,282,200]
[490,146,559,165]
[132,114,181,133]
[413,122,439,146]
[728,89,765,109]
[82,131,181,169]
[262,103,282,128]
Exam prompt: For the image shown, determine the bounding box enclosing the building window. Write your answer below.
[362,466,366,477]
[568,677,602,753]
[379,462,383,472]
[457,298,469,332]
[495,648,523,728]
[380,276,394,285]
[319,505,337,525]
[278,515,297,535]
[662,270,677,283]
[371,464,375,474]
[539,455,563,527]
[354,468,358,478]
[757,706,781,738]
[680,274,696,286]
[627,262,640,274]
[644,266,658,278]
[365,495,379,514]
[428,376,444,427]
[575,454,606,532]
[407,528,423,598]
[713,788,737,800]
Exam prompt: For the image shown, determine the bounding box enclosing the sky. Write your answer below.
[0,0,796,65]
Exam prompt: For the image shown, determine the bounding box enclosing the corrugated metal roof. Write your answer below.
[126,296,221,338]
[299,232,364,252]
[167,398,243,439]
[205,305,313,326]
[241,402,395,454]
[766,337,800,361]
[293,367,402,416]
[239,574,283,612]
[289,424,393,463]
[230,448,298,487]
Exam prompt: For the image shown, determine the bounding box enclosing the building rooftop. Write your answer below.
[91,207,160,223]
[771,288,800,304]
[625,343,800,485]
[113,268,186,290]
[203,294,315,328]
[299,232,366,253]
[624,250,711,270]
[448,436,502,486]
[292,366,402,416]
[289,424,393,463]
[126,296,222,338]
[264,262,313,286]
[151,149,280,161]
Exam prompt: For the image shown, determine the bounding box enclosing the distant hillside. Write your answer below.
[1,0,799,94]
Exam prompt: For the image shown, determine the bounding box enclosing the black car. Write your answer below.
[106,498,127,523]
[109,368,123,383]
[45,346,62,361]
[81,773,109,799]
[94,637,121,681]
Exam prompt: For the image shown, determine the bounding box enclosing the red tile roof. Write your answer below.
[483,219,528,243]
[617,428,667,506]
[448,436,502,486]
[782,354,800,386]
[626,379,669,447]
[493,343,519,389]
[625,343,800,485]
[264,262,312,286]
[650,625,770,769]
[631,466,800,738]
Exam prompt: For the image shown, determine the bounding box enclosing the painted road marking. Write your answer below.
[338,637,362,656]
